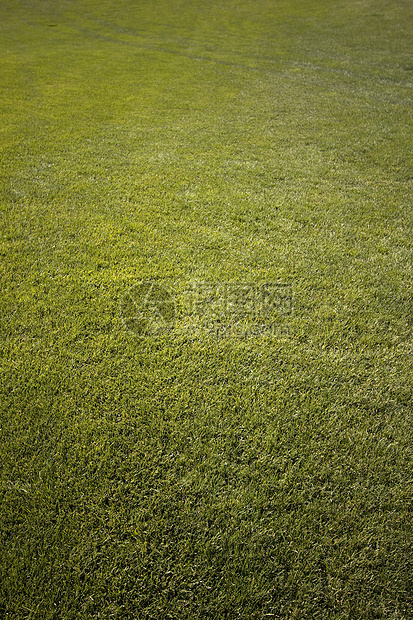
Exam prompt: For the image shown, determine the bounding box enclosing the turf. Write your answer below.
[0,0,412,618]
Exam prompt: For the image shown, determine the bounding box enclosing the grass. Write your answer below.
[0,0,412,618]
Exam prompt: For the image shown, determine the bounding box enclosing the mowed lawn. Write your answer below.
[1,0,412,618]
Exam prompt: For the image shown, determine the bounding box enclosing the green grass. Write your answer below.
[1,0,412,618]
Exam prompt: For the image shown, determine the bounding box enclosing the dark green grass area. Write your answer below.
[1,0,412,618]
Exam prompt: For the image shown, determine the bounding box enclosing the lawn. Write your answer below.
[0,0,412,618]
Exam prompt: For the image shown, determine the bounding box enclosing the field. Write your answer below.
[0,0,412,618]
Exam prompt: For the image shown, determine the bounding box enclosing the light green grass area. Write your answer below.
[1,0,412,618]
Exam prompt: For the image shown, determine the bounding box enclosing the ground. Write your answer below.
[0,0,412,618]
